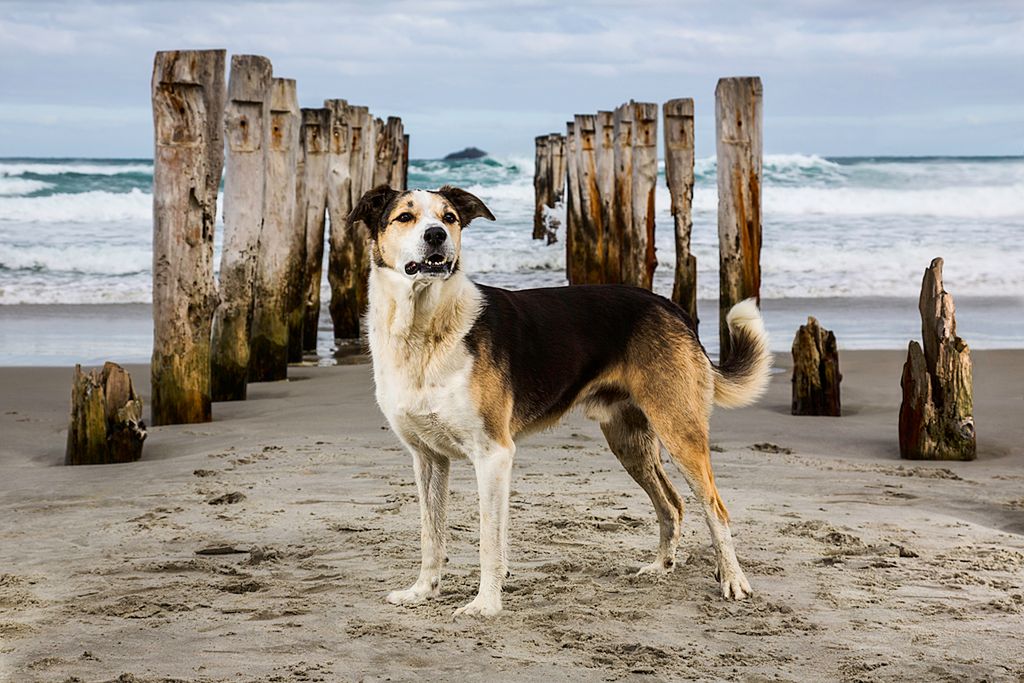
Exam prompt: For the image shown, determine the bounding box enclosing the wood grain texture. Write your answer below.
[66,362,146,465]
[150,49,225,424]
[663,98,698,329]
[791,317,842,416]
[715,77,762,361]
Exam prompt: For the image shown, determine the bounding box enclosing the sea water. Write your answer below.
[1,155,1022,364]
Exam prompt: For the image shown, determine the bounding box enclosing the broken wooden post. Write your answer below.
[324,100,354,341]
[716,77,763,362]
[150,49,225,425]
[533,135,551,241]
[211,55,272,402]
[66,363,146,465]
[564,121,586,284]
[627,102,658,289]
[611,103,634,286]
[791,317,841,416]
[299,108,331,353]
[899,258,976,460]
[327,104,372,339]
[595,111,616,283]
[663,98,698,328]
[249,77,300,381]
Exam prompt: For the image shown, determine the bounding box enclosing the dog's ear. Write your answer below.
[349,185,399,238]
[436,185,495,227]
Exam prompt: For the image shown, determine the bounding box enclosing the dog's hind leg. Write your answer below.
[652,417,751,600]
[387,447,451,605]
[600,401,686,576]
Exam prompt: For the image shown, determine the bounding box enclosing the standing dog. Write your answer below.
[353,184,772,618]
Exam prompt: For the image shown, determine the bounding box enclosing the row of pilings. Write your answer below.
[150,49,407,425]
[533,77,763,361]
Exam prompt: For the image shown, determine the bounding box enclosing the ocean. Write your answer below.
[1,155,1022,365]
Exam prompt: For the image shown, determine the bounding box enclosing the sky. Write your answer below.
[1,0,1022,159]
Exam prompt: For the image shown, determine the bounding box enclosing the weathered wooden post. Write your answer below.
[595,111,616,283]
[791,317,841,416]
[663,98,698,327]
[327,104,373,339]
[285,106,310,364]
[386,117,406,190]
[533,135,551,240]
[249,77,300,381]
[899,258,976,460]
[401,133,410,190]
[627,102,658,289]
[546,133,566,245]
[66,363,147,465]
[564,121,586,284]
[716,77,763,361]
[575,114,605,284]
[372,116,395,188]
[324,100,353,340]
[299,108,331,352]
[150,49,225,425]
[611,103,634,286]
[210,55,272,402]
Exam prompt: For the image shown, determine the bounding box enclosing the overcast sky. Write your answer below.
[1,0,1022,159]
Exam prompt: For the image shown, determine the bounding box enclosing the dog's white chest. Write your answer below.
[373,347,482,460]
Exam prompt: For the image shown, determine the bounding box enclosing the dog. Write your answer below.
[351,184,772,618]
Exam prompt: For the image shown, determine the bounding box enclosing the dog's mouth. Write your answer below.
[404,253,453,277]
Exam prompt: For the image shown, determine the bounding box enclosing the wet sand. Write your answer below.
[1,350,1022,682]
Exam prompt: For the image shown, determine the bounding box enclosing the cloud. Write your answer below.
[0,0,1022,157]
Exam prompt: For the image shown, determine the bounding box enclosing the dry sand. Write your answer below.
[1,350,1022,682]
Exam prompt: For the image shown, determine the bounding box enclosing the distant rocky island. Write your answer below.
[443,147,487,160]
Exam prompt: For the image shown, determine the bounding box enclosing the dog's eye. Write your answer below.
[443,212,457,224]
[395,212,414,223]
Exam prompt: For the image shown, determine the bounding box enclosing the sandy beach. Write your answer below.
[2,349,1022,682]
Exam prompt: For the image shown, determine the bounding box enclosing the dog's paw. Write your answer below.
[636,558,675,577]
[452,596,502,619]
[386,581,439,605]
[718,568,752,600]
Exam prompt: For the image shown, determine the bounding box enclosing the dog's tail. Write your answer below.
[711,299,773,408]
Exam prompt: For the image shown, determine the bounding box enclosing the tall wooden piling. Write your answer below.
[625,102,658,289]
[663,98,698,328]
[401,134,410,190]
[249,77,300,381]
[574,114,604,284]
[564,122,586,285]
[595,111,616,283]
[610,103,634,286]
[324,100,353,341]
[533,135,551,241]
[716,77,763,361]
[385,117,406,190]
[210,54,272,402]
[299,108,331,352]
[549,133,566,207]
[150,49,225,425]
[327,102,371,340]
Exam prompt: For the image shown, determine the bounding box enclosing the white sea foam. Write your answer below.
[0,243,150,275]
[0,161,153,176]
[0,177,54,196]
[0,189,151,223]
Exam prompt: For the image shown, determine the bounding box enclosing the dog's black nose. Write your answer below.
[423,226,447,247]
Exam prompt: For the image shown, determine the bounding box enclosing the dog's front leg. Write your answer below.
[387,448,450,605]
[454,444,515,619]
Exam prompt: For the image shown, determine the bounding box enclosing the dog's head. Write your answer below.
[349,185,495,280]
